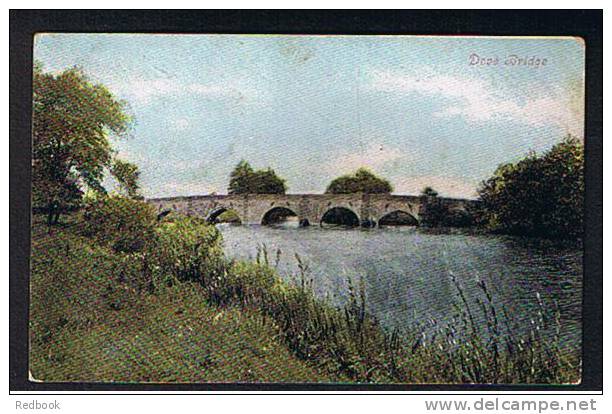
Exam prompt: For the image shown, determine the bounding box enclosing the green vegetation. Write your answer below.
[111,159,142,199]
[32,64,132,224]
[30,218,331,382]
[477,136,584,239]
[214,210,242,224]
[228,160,287,194]
[31,200,580,383]
[325,168,393,194]
[81,195,158,254]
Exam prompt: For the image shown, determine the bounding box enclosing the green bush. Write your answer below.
[228,160,287,194]
[220,261,278,305]
[81,195,157,253]
[151,216,225,285]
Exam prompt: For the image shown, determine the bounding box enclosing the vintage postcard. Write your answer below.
[29,34,584,384]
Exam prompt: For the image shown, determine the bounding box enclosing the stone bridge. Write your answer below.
[147,194,477,227]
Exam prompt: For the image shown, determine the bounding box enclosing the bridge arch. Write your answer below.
[320,206,360,227]
[378,210,419,227]
[261,206,298,226]
[207,207,242,224]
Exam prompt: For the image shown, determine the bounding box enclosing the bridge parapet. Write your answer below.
[146,193,478,226]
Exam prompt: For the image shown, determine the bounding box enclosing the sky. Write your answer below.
[34,34,585,199]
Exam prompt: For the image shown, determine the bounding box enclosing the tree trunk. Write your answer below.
[46,202,55,226]
[46,201,61,226]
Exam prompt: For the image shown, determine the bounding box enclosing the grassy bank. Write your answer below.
[30,199,581,384]
[30,220,334,383]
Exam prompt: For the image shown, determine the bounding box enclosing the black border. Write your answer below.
[9,9,603,393]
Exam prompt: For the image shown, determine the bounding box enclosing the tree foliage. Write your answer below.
[32,64,131,224]
[111,159,142,199]
[477,136,584,239]
[228,160,287,194]
[325,168,393,194]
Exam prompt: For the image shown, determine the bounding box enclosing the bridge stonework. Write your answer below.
[147,194,476,226]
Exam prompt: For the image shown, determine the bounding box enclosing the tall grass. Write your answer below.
[159,222,579,383]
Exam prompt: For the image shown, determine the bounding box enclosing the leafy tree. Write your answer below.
[227,160,287,194]
[111,159,142,199]
[251,168,287,194]
[477,136,583,239]
[228,160,255,194]
[325,168,393,194]
[32,166,82,224]
[32,64,131,224]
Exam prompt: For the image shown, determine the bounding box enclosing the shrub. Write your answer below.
[220,261,278,306]
[228,160,287,194]
[151,216,225,285]
[81,195,157,253]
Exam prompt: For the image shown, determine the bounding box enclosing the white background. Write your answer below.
[3,2,607,413]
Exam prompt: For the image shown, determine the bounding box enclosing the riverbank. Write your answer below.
[30,217,335,382]
[30,206,581,384]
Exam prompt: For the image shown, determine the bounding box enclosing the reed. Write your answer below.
[189,237,579,383]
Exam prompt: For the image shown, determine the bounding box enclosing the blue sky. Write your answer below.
[34,34,584,198]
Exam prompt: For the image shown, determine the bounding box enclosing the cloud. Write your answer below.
[368,70,583,138]
[170,118,190,131]
[393,175,478,199]
[109,75,264,105]
[154,180,221,198]
[323,143,406,176]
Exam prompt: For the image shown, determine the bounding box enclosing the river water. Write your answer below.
[217,224,582,348]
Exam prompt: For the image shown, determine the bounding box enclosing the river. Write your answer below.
[217,223,582,348]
